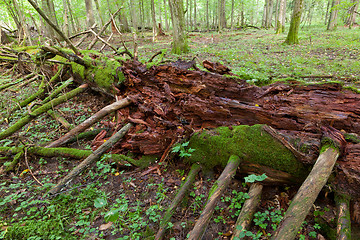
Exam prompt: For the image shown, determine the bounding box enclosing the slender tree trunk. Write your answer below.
[206,0,209,31]
[327,0,340,30]
[66,0,78,32]
[284,0,304,44]
[163,0,170,30]
[266,0,274,28]
[194,0,197,30]
[151,0,159,40]
[85,0,96,29]
[325,0,331,25]
[275,0,286,33]
[168,0,189,53]
[218,0,226,30]
[41,0,58,39]
[93,0,104,27]
[230,0,235,30]
[346,0,359,28]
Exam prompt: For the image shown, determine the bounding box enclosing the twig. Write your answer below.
[24,148,43,186]
[89,29,118,52]
[100,33,114,51]
[110,16,133,58]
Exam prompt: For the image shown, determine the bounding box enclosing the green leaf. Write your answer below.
[94,197,107,208]
[104,209,120,222]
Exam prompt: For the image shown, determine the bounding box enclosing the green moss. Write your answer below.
[137,155,159,169]
[187,124,309,179]
[344,133,360,143]
[320,137,340,153]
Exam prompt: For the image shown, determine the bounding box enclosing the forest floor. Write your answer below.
[1,25,360,240]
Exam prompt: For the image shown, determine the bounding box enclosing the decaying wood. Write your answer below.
[231,183,263,240]
[187,155,241,240]
[46,96,132,148]
[0,84,88,140]
[271,146,340,240]
[155,163,201,240]
[335,193,352,240]
[46,123,133,196]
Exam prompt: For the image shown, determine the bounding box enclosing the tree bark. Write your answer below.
[284,0,304,44]
[271,147,340,240]
[187,155,241,240]
[85,0,96,29]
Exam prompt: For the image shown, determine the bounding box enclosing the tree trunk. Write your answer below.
[275,0,286,34]
[206,0,209,31]
[93,0,104,27]
[85,0,96,29]
[230,0,235,29]
[346,0,359,28]
[284,0,304,44]
[151,0,159,41]
[217,0,226,31]
[163,0,170,30]
[327,0,340,30]
[168,0,189,54]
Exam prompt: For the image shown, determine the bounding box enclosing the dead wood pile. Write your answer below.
[90,59,360,198]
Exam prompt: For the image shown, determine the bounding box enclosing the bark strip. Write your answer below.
[46,123,133,196]
[187,155,241,240]
[155,163,201,240]
[46,96,132,148]
[231,183,263,240]
[271,147,340,240]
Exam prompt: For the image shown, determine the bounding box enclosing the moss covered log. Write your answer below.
[187,124,310,179]
[0,145,138,167]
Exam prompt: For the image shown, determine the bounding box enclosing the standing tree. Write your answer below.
[327,0,340,30]
[275,0,286,33]
[218,0,226,31]
[284,0,304,44]
[346,0,358,28]
[262,0,274,29]
[85,0,96,29]
[168,0,189,54]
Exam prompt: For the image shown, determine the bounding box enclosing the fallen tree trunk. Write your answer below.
[270,146,340,240]
[335,193,352,240]
[231,183,263,240]
[155,163,201,240]
[188,155,241,240]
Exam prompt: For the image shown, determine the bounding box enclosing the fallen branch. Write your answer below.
[46,122,133,196]
[271,146,340,240]
[0,84,88,140]
[187,155,241,240]
[155,163,201,240]
[231,183,263,240]
[46,96,132,148]
[335,193,351,240]
[87,7,123,50]
[89,29,118,53]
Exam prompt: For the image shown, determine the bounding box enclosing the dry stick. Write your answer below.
[89,29,118,52]
[335,193,351,240]
[100,33,113,51]
[109,16,133,58]
[45,96,132,148]
[46,123,133,196]
[0,84,88,140]
[231,183,263,240]
[87,7,123,50]
[155,163,201,240]
[188,155,242,240]
[27,0,80,55]
[0,146,137,167]
[270,147,340,240]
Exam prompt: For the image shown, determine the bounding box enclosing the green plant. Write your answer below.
[171,141,195,158]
